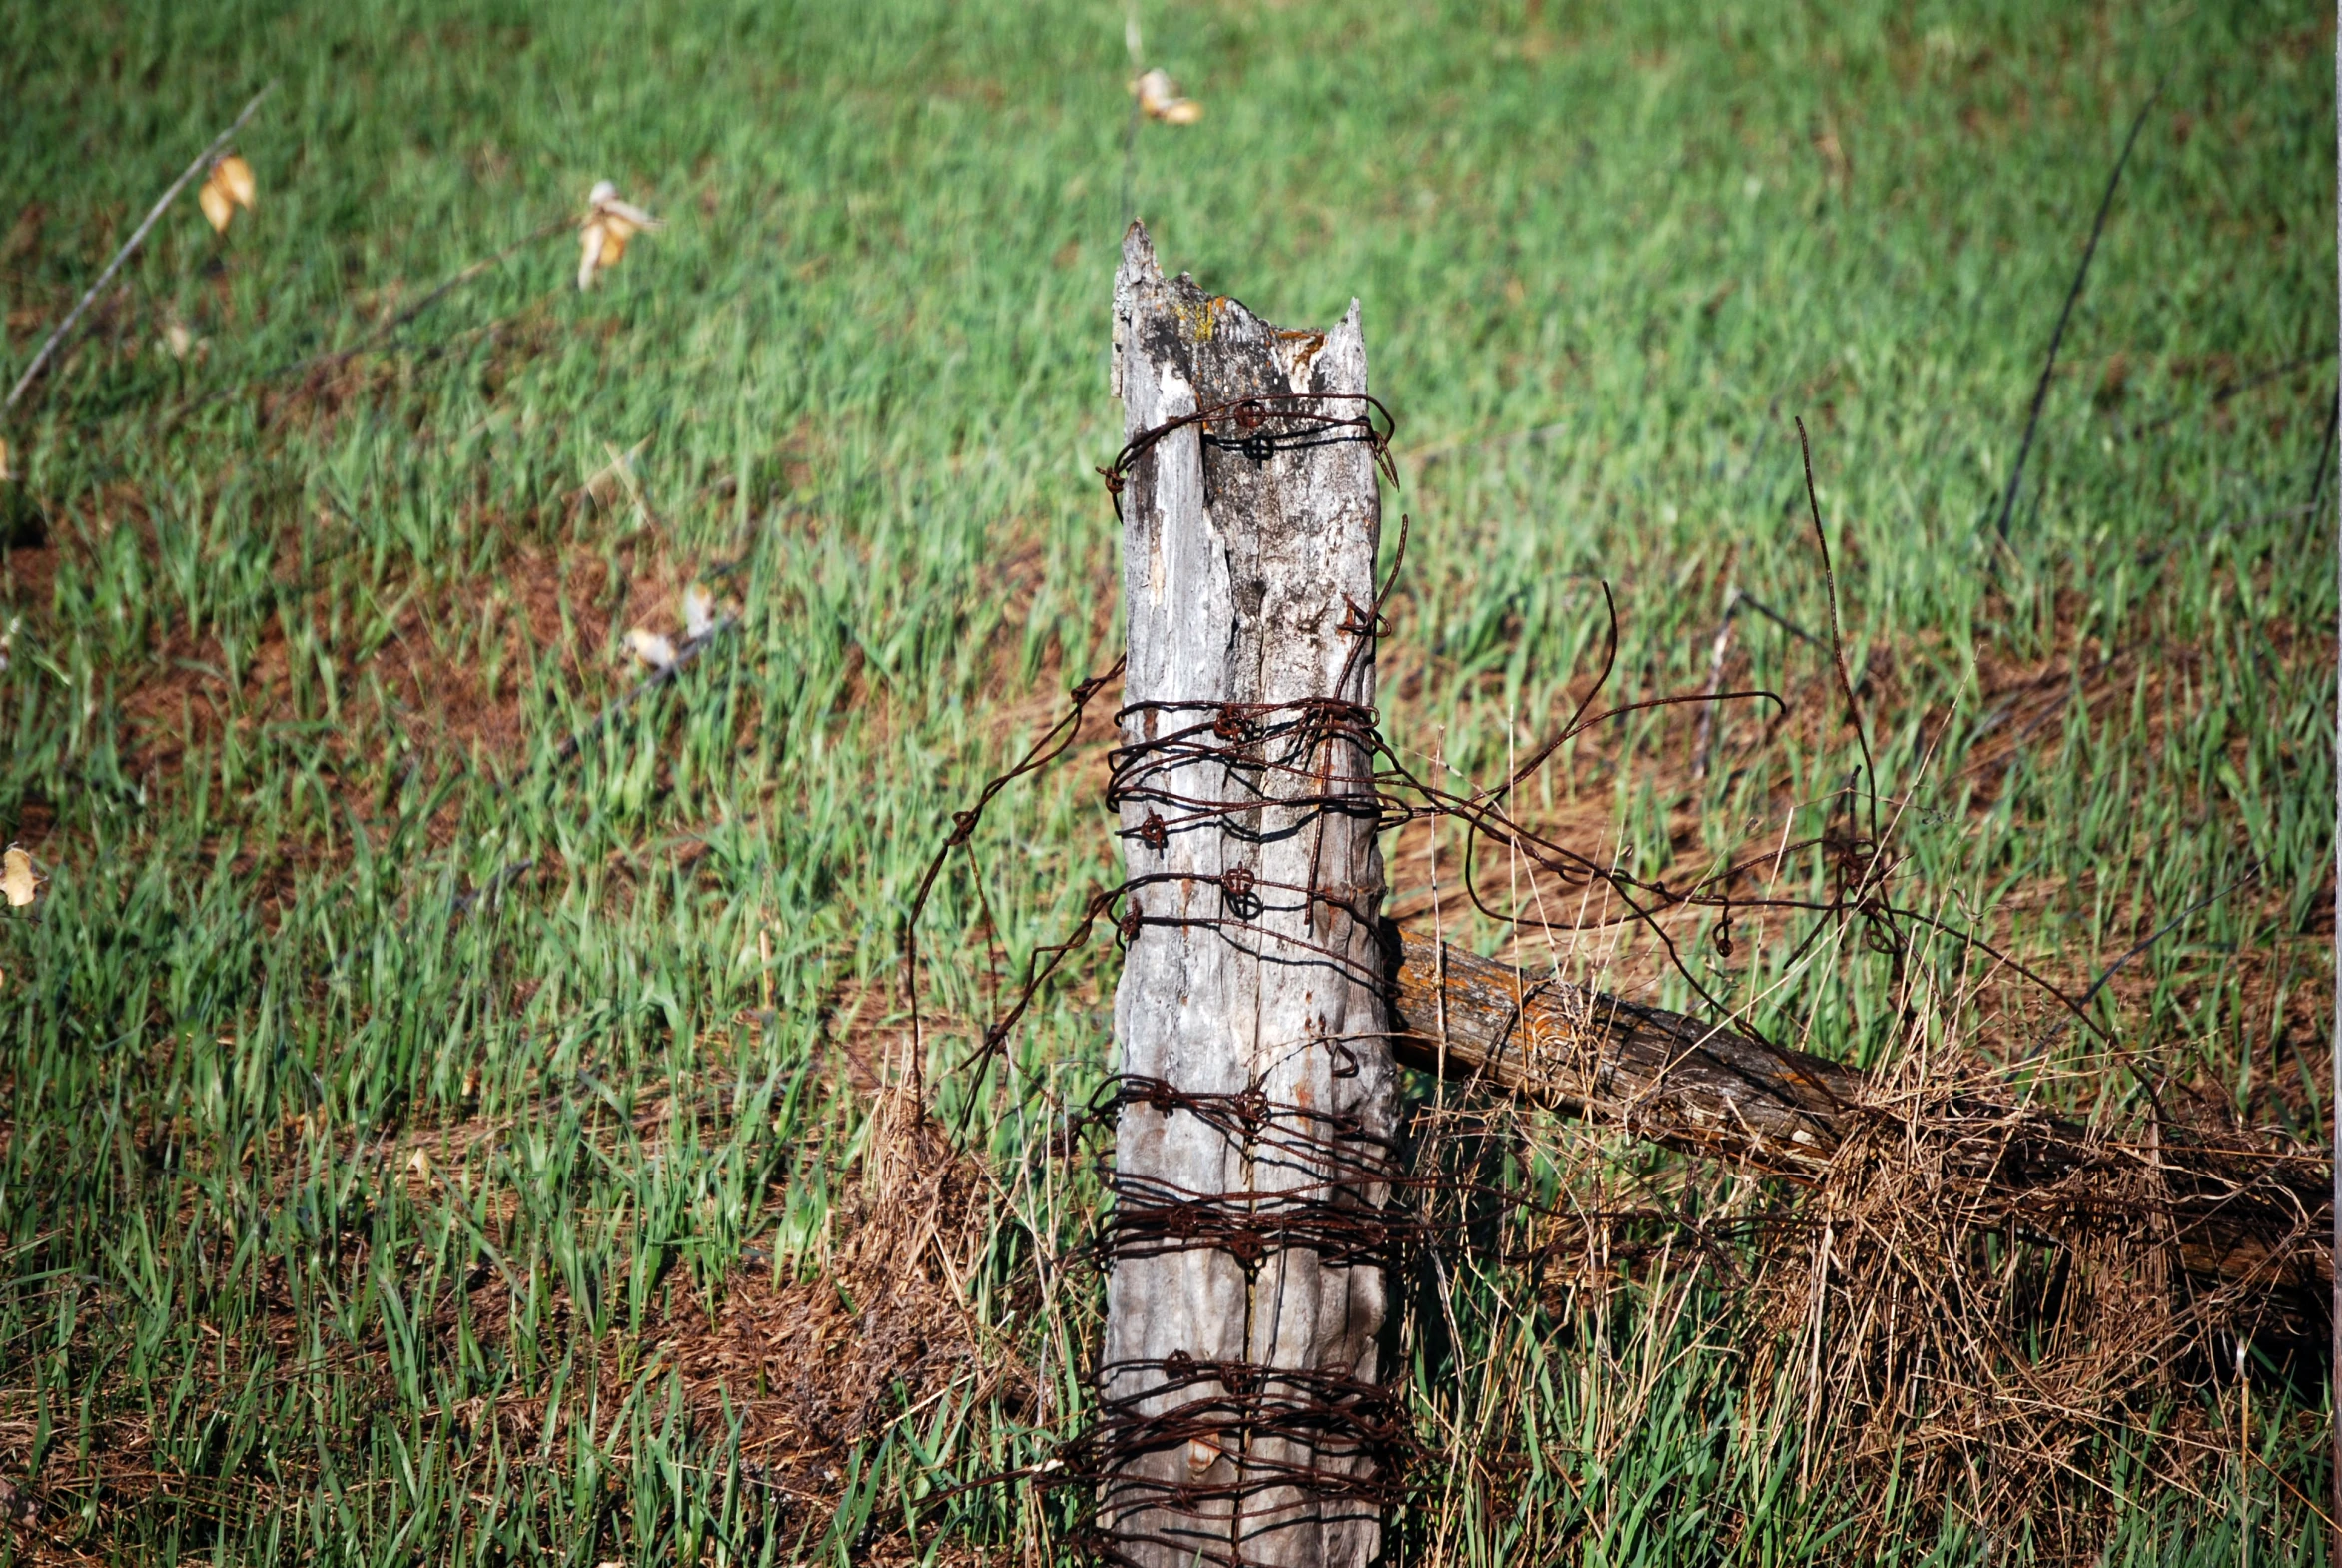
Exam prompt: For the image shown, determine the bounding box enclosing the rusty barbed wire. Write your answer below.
[902,392,1895,1561]
[1097,392,1398,520]
[894,392,2289,1562]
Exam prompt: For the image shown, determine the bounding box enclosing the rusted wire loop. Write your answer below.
[1114,698,1378,753]
[1336,594,1390,639]
[1055,1353,1419,1548]
[1091,1360,1411,1437]
[1228,1086,1271,1131]
[1094,1403,1405,1462]
[1101,1186,1406,1271]
[1092,1076,1401,1159]
[1102,392,1400,518]
[1217,864,1260,917]
[1107,699,1384,850]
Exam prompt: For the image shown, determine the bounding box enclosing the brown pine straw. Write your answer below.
[1739,1003,2331,1550]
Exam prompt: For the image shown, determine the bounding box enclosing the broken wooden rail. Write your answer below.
[1385,927,2332,1337]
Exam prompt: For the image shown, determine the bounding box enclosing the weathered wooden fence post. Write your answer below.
[1098,223,1396,1568]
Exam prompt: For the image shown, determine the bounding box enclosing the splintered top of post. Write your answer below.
[1112,220,1365,408]
[1107,214,1383,732]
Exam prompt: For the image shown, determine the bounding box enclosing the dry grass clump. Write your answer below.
[1736,999,2326,1556]
[654,1084,1004,1510]
[1374,921,2328,1564]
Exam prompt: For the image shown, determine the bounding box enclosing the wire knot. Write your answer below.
[1230,1086,1270,1133]
[1219,864,1258,917]
[1338,595,1390,639]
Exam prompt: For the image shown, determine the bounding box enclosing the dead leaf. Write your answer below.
[625,628,677,671]
[1134,68,1202,125]
[578,180,661,290]
[2,845,40,908]
[406,1148,434,1183]
[215,154,257,211]
[199,154,257,234]
[198,179,234,234]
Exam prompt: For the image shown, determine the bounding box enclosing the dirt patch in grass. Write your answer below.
[655,1110,1010,1495]
[0,1086,1014,1566]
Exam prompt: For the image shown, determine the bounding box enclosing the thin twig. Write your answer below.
[2032,862,2261,1050]
[4,82,279,417]
[1796,416,1878,849]
[1735,590,1821,647]
[2303,385,2339,513]
[2078,863,2260,1011]
[1994,86,2160,538]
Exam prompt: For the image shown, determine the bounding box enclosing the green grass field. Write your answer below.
[1,0,2336,1561]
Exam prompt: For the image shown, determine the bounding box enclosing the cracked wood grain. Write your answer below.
[1103,221,1391,1568]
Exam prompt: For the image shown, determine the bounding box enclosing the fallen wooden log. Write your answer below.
[1384,927,2331,1341]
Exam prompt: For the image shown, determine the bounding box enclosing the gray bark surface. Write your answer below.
[1102,223,1392,1568]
